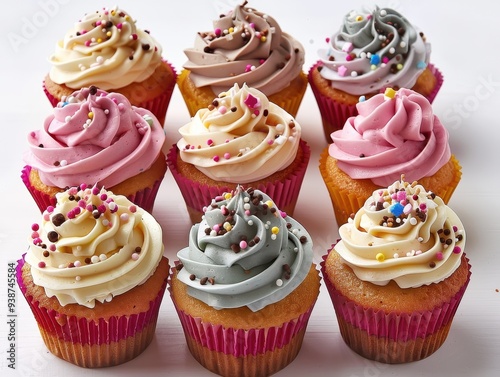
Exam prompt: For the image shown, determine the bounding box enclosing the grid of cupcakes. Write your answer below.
[14,1,473,374]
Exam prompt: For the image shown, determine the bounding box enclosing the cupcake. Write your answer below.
[43,6,176,125]
[167,83,310,223]
[319,87,461,226]
[177,1,307,118]
[16,185,170,367]
[308,6,443,141]
[22,86,167,213]
[320,177,470,363]
[170,186,320,376]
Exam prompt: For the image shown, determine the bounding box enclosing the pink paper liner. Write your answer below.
[320,243,471,342]
[308,61,444,142]
[16,255,168,346]
[21,165,163,213]
[166,139,311,221]
[43,60,177,125]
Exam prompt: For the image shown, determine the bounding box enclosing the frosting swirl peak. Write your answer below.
[25,185,164,308]
[176,186,313,311]
[335,177,465,288]
[177,83,300,183]
[329,88,450,186]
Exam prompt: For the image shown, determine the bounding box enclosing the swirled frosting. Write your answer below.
[177,83,300,183]
[318,6,430,95]
[25,185,164,308]
[329,88,450,186]
[49,6,163,90]
[176,186,313,311]
[335,178,465,288]
[183,2,304,95]
[24,86,165,188]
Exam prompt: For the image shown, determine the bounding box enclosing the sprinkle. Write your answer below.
[271,226,279,235]
[436,252,444,261]
[276,279,283,287]
[359,95,366,102]
[213,155,220,162]
[131,253,140,260]
[99,254,107,261]
[239,240,248,249]
[38,261,46,268]
[120,213,130,222]
[453,246,461,254]
[409,218,418,225]
[384,87,397,99]
[376,253,385,262]
[224,152,231,159]
[91,255,100,264]
[244,93,260,109]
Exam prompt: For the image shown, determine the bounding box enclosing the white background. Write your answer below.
[1,0,499,376]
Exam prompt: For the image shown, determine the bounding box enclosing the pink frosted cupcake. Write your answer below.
[170,186,320,376]
[308,6,443,141]
[321,177,470,363]
[16,185,169,367]
[43,6,176,125]
[167,83,310,223]
[22,86,167,213]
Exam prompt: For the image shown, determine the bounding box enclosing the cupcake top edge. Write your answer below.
[25,184,164,308]
[317,5,430,95]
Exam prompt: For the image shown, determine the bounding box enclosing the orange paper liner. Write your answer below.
[166,140,310,221]
[320,244,471,363]
[16,256,168,367]
[43,60,177,125]
[308,61,444,142]
[21,165,163,213]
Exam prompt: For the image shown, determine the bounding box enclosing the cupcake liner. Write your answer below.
[22,165,163,213]
[167,139,311,223]
[309,61,445,142]
[43,60,177,126]
[16,256,168,367]
[320,245,471,363]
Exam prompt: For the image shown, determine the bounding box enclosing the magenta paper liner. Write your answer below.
[16,256,168,346]
[21,165,163,213]
[43,60,177,125]
[166,139,311,220]
[308,61,444,142]
[320,245,471,342]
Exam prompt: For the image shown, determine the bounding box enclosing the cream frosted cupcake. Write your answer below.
[43,6,176,125]
[16,185,170,367]
[170,186,320,376]
[319,88,461,227]
[22,86,167,213]
[167,83,310,223]
[177,1,307,117]
[321,177,470,363]
[309,6,443,141]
